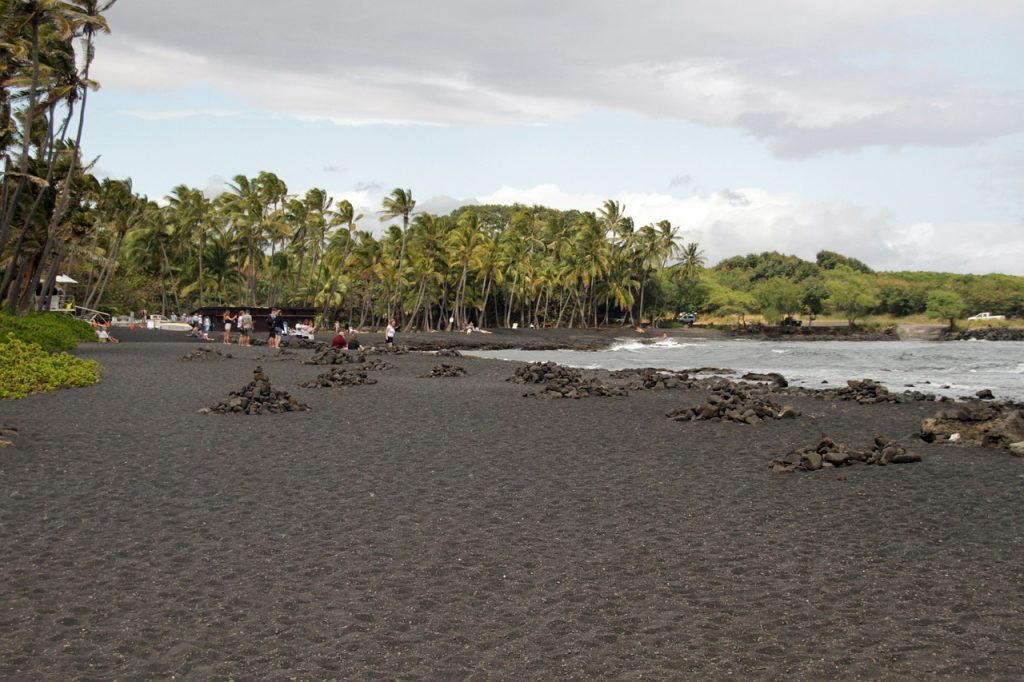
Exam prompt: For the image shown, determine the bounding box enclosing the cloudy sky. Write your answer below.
[85,0,1024,274]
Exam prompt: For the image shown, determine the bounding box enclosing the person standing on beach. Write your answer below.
[385,319,396,349]
[267,308,279,348]
[222,309,236,344]
[238,309,252,346]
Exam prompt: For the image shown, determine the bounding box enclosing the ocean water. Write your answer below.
[469,338,1024,401]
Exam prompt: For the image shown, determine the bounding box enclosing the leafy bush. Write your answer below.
[0,334,101,399]
[0,312,95,352]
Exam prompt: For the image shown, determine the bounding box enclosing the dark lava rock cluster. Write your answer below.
[362,359,393,371]
[609,368,687,390]
[771,436,920,473]
[287,337,322,350]
[299,367,378,388]
[945,327,1024,342]
[920,402,1024,452]
[508,362,627,399]
[202,366,308,415]
[666,382,800,424]
[180,346,232,361]
[421,363,466,378]
[435,349,463,358]
[305,347,364,365]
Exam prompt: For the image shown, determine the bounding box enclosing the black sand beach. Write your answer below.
[2,332,1023,679]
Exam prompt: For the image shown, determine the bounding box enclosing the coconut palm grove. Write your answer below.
[2,2,1023,331]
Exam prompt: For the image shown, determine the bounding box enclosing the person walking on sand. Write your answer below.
[222,309,236,344]
[385,319,396,349]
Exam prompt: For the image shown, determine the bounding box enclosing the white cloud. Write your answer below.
[92,0,1024,155]
[118,108,238,120]
[475,184,1024,275]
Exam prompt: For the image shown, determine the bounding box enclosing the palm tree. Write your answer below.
[318,199,362,322]
[83,178,146,309]
[379,188,415,324]
[166,185,210,305]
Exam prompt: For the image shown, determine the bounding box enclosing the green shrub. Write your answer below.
[0,334,101,399]
[0,312,95,352]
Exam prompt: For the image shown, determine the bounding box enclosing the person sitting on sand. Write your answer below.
[331,331,347,349]
[347,331,361,351]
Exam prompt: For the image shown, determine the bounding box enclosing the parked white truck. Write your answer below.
[967,312,1007,321]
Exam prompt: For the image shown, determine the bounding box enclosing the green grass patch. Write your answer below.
[0,334,101,399]
[0,312,96,352]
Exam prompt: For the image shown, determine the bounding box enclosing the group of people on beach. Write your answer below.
[220,309,256,346]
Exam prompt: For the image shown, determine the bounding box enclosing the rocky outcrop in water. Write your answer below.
[943,327,1024,341]
[202,366,308,415]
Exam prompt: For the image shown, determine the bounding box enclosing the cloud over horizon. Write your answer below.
[94,1,1024,157]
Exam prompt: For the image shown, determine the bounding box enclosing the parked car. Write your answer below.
[110,315,132,327]
[676,311,698,326]
[780,316,803,328]
[967,312,1007,321]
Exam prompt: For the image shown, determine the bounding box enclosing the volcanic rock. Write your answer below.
[772,436,920,472]
[300,367,378,388]
[206,366,308,415]
[666,382,797,424]
[919,402,1024,450]
[422,364,466,378]
[180,346,232,361]
[509,362,627,398]
[305,347,365,365]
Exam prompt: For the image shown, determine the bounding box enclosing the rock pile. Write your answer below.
[362,359,393,371]
[610,368,687,390]
[435,349,462,357]
[835,379,906,404]
[202,366,308,415]
[508,362,627,398]
[421,363,466,378]
[771,436,921,472]
[180,346,232,361]
[287,338,322,350]
[305,347,364,365]
[741,372,789,388]
[300,367,378,388]
[365,346,408,355]
[919,402,1024,452]
[666,383,799,424]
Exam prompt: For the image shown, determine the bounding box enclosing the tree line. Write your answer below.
[80,177,708,330]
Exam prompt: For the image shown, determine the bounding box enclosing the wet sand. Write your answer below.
[1,334,1022,679]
